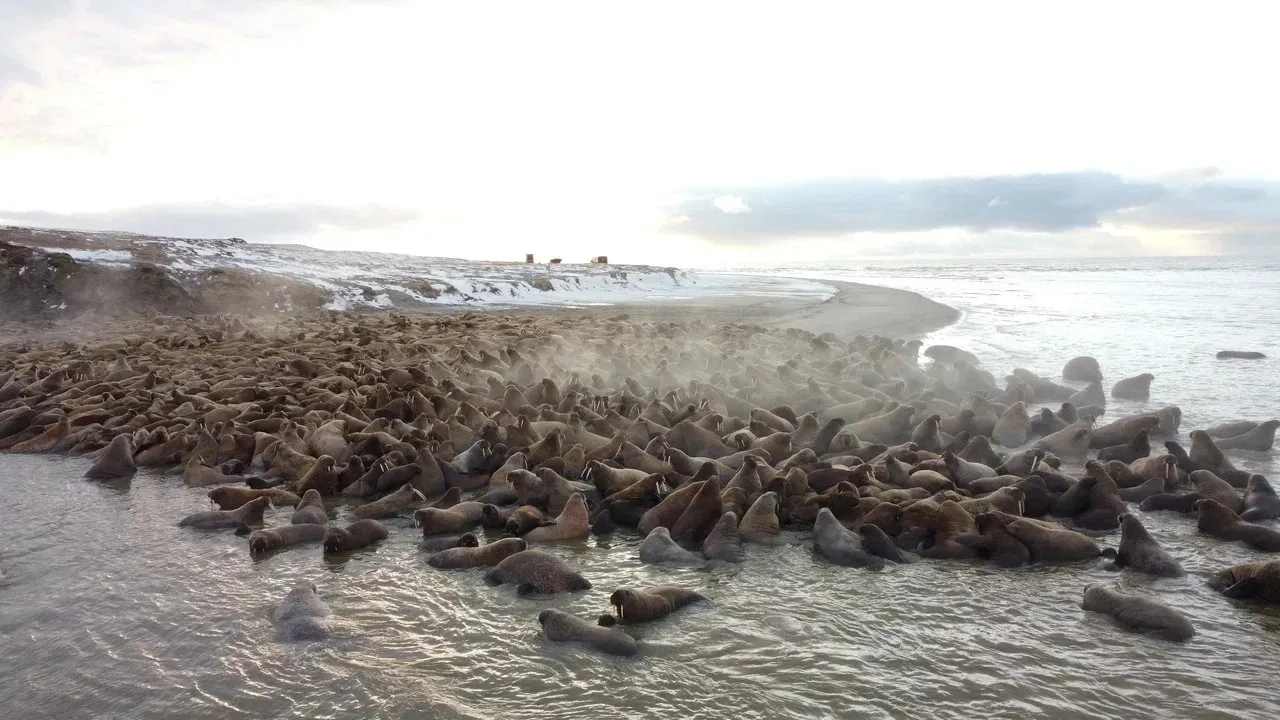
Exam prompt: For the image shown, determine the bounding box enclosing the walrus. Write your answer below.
[522,493,590,543]
[1089,414,1159,450]
[1195,499,1280,551]
[505,505,548,536]
[421,533,479,552]
[991,402,1032,448]
[248,523,327,553]
[1242,475,1280,522]
[183,456,245,488]
[1004,518,1102,562]
[703,511,745,563]
[920,500,978,560]
[1189,470,1244,513]
[538,609,637,657]
[812,508,886,568]
[275,581,333,642]
[1097,429,1150,464]
[604,586,706,623]
[1081,584,1193,642]
[208,486,300,511]
[738,491,781,545]
[958,435,1004,468]
[639,527,706,567]
[83,434,136,480]
[1206,420,1260,439]
[1062,356,1102,383]
[849,405,916,445]
[323,519,389,552]
[1139,492,1204,514]
[353,483,426,520]
[1209,560,1280,603]
[178,496,269,530]
[669,478,723,544]
[996,448,1045,477]
[1188,430,1245,482]
[1034,424,1091,458]
[1117,475,1166,504]
[1110,373,1154,401]
[1216,420,1279,452]
[483,549,592,595]
[428,537,527,569]
[291,489,328,525]
[859,523,912,564]
[967,512,1031,568]
[637,479,705,537]
[1106,513,1184,577]
[414,505,485,536]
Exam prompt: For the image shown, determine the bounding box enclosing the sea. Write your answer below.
[2,256,1278,720]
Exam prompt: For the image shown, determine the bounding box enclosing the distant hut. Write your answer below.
[525,253,534,263]
[549,258,562,264]
[590,256,608,264]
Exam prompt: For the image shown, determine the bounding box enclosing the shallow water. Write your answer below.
[5,256,1280,719]
[3,446,1280,720]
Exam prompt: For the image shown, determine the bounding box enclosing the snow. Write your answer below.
[4,225,837,311]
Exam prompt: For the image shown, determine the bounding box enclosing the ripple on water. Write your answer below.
[4,449,1280,719]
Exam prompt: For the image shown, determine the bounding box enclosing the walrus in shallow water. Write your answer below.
[83,434,136,480]
[1215,420,1279,452]
[1195,499,1280,552]
[179,496,269,530]
[1081,584,1194,642]
[669,479,723,544]
[1004,518,1102,562]
[1110,373,1154,401]
[275,581,333,642]
[1188,431,1246,484]
[1190,470,1244,513]
[523,493,590,543]
[859,523,913,564]
[291,489,328,525]
[249,523,327,553]
[1062,356,1102,383]
[602,586,706,624]
[429,537,527,569]
[703,511,745,563]
[1242,475,1280,522]
[484,549,592,595]
[812,508,885,568]
[323,519,389,553]
[208,486,301,511]
[1106,513,1184,577]
[965,512,1031,568]
[639,527,706,567]
[538,609,637,657]
[353,483,425,520]
[921,501,978,560]
[1097,429,1150,465]
[738,491,781,545]
[1209,560,1280,603]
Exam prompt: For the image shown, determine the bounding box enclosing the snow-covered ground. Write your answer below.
[2,225,835,311]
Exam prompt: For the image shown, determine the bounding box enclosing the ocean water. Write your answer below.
[3,256,1280,720]
[753,256,1280,466]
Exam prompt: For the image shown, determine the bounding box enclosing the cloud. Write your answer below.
[0,202,419,241]
[662,171,1280,254]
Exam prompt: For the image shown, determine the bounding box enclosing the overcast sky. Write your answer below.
[2,1,1278,266]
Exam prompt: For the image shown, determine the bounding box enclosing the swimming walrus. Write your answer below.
[179,496,269,530]
[1105,513,1184,577]
[639,527,706,567]
[275,581,333,642]
[602,586,706,624]
[1208,560,1280,603]
[1081,584,1194,642]
[483,549,592,595]
[428,537,527,569]
[290,489,328,525]
[249,523,327,553]
[83,434,136,480]
[538,609,637,657]
[323,519,389,553]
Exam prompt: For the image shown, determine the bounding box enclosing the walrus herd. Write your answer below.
[1,311,1278,651]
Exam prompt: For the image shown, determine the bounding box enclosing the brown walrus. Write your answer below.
[1003,518,1102,562]
[323,519,389,552]
[428,537,528,569]
[1106,513,1184,577]
[522,493,589,543]
[84,434,136,480]
[179,496,269,530]
[602,586,706,623]
[1081,584,1194,642]
[208,486,301,511]
[1208,560,1280,603]
[353,483,426,520]
[1195,499,1280,552]
[291,489,328,524]
[483,549,592,595]
[538,609,637,657]
[248,523,327,553]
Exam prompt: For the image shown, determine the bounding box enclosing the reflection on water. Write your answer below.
[3,445,1280,720]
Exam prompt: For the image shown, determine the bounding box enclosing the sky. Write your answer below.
[2,1,1279,267]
